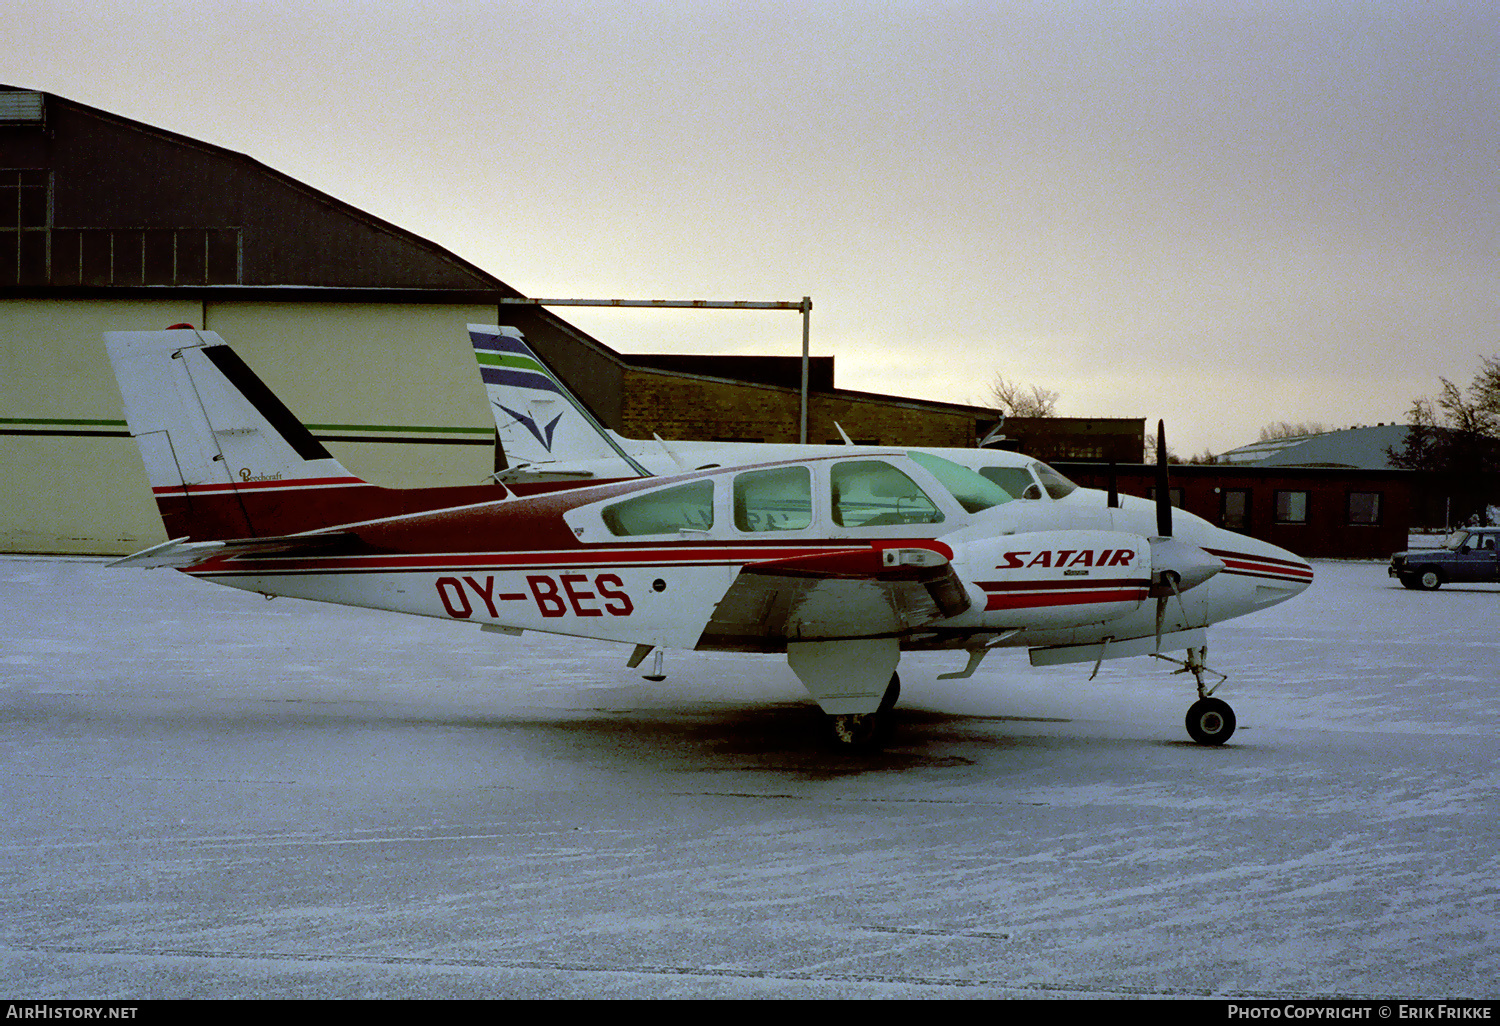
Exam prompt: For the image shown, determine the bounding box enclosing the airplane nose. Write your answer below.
[1224,540,1314,608]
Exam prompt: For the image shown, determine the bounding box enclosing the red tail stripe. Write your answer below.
[152,476,369,495]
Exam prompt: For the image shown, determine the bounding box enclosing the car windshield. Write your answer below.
[1442,530,1470,550]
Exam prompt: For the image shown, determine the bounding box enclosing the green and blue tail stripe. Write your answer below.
[472,330,564,395]
[468,325,651,477]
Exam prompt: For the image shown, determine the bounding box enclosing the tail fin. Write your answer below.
[468,325,650,478]
[106,326,365,541]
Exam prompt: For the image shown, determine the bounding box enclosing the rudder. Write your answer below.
[106,326,365,541]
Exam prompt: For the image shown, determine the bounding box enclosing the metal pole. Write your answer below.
[496,295,814,445]
[496,298,806,310]
[800,297,811,444]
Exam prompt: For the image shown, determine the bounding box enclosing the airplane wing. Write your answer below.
[697,545,972,651]
[468,325,652,478]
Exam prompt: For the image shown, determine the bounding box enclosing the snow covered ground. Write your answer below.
[1,555,1496,999]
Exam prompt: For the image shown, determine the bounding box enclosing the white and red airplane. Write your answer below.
[106,325,1313,748]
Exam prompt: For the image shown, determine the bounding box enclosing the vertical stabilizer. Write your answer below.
[105,327,364,540]
[468,325,650,478]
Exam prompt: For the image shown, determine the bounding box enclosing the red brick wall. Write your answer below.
[621,369,975,448]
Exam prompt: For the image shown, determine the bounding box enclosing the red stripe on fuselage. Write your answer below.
[982,587,1148,611]
[1205,548,1314,584]
[184,542,874,577]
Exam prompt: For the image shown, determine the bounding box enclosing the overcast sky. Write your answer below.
[7,1,1496,455]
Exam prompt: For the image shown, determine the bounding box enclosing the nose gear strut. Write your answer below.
[1152,646,1236,746]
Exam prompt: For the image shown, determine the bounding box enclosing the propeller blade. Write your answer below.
[1155,419,1172,537]
[1107,460,1119,509]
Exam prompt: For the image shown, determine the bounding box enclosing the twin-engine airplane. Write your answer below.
[106,325,1313,748]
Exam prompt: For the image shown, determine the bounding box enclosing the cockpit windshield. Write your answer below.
[1032,462,1078,499]
[974,461,1078,502]
[906,451,1015,512]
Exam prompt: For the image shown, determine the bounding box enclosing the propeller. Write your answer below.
[1154,419,1172,538]
[1148,420,1224,649]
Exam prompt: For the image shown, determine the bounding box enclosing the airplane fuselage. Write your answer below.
[178,453,1312,667]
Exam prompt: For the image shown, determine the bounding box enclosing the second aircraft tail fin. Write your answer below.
[469,325,650,479]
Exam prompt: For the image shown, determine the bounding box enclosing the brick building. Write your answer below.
[1056,462,1412,559]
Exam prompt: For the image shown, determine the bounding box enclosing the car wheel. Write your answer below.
[1416,567,1443,591]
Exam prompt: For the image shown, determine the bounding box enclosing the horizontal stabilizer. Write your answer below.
[110,532,360,570]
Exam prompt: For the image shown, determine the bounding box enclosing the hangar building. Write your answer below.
[2,85,1000,554]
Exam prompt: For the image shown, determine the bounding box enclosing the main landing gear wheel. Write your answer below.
[1185,697,1236,746]
[830,673,900,750]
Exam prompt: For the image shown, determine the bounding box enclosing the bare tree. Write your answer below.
[1388,357,1500,526]
[1257,421,1333,442]
[988,373,1059,418]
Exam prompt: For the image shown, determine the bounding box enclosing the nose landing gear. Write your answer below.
[1154,646,1236,746]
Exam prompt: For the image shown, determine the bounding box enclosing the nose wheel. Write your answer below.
[1154,645,1236,746]
[1185,697,1236,745]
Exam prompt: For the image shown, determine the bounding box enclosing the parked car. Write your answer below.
[1390,528,1500,589]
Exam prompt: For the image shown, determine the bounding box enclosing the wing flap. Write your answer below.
[697,546,971,650]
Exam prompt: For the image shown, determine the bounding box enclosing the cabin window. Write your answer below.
[830,460,944,527]
[1275,490,1309,524]
[602,480,714,536]
[733,466,812,532]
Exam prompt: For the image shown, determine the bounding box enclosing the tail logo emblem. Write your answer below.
[497,404,564,454]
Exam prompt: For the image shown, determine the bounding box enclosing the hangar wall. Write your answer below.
[2,85,1002,555]
[2,298,498,554]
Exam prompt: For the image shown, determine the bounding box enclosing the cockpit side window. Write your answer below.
[733,466,812,532]
[601,480,714,536]
[830,460,944,527]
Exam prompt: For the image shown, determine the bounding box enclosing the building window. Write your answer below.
[1275,490,1309,524]
[1148,486,1184,509]
[1221,489,1250,531]
[1347,491,1382,526]
[1,169,51,285]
